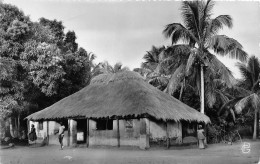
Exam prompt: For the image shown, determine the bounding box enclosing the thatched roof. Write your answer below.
[26,71,210,123]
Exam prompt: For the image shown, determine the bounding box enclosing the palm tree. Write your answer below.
[142,45,165,72]
[92,61,130,76]
[234,56,260,139]
[139,45,170,90]
[163,0,247,114]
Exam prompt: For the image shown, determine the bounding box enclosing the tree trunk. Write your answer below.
[18,114,20,138]
[14,117,18,138]
[256,111,260,137]
[200,64,205,114]
[9,118,14,138]
[200,64,207,144]
[179,78,185,101]
[256,111,259,138]
[253,108,258,140]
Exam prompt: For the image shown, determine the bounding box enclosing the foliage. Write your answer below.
[233,56,260,139]
[134,0,252,141]
[92,61,129,76]
[0,2,96,123]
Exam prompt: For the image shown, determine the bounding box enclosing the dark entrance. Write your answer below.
[182,121,197,137]
[76,119,87,144]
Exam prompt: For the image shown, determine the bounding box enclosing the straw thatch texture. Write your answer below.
[26,71,210,123]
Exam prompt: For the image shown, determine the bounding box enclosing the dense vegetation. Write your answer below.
[0,2,96,137]
[134,0,259,140]
[0,0,259,141]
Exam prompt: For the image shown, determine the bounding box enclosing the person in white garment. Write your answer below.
[58,122,65,150]
[197,125,206,149]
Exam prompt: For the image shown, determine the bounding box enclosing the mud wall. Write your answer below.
[89,118,145,147]
[147,119,182,145]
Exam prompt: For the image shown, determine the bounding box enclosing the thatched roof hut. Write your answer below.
[26,71,210,123]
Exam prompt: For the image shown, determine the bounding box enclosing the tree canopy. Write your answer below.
[0,3,96,121]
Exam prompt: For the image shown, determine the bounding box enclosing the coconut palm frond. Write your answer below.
[251,93,260,110]
[169,44,191,57]
[148,76,169,87]
[159,44,192,74]
[181,1,200,35]
[163,23,195,44]
[186,64,201,95]
[162,44,191,64]
[232,85,251,97]
[141,62,158,72]
[217,101,236,122]
[199,0,215,32]
[204,15,232,42]
[229,108,236,122]
[235,93,260,113]
[113,62,122,72]
[92,61,129,75]
[209,15,232,34]
[159,56,179,74]
[205,82,216,108]
[209,54,236,87]
[142,45,166,72]
[154,60,167,74]
[185,50,197,76]
[216,89,229,104]
[133,68,152,78]
[212,78,225,86]
[228,47,248,63]
[143,51,159,63]
[247,56,260,82]
[166,64,185,95]
[209,35,248,62]
[218,98,241,116]
[236,62,253,87]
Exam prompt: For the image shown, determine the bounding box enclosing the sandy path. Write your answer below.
[0,140,259,164]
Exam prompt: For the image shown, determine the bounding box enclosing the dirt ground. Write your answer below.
[0,140,259,164]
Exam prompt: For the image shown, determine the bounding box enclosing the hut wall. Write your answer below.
[148,119,182,145]
[88,118,149,148]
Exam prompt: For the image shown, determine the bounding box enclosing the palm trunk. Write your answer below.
[179,78,185,101]
[256,111,259,138]
[253,108,258,140]
[200,64,205,114]
[200,64,207,144]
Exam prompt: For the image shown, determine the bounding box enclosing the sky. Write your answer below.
[3,0,260,78]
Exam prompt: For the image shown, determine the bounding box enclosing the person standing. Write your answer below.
[29,124,37,144]
[58,122,65,150]
[197,125,205,149]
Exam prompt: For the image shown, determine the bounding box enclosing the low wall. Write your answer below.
[148,119,182,146]
[89,119,146,148]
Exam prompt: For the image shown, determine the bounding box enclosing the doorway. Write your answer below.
[76,119,87,144]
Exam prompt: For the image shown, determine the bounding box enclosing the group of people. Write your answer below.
[29,122,65,150]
